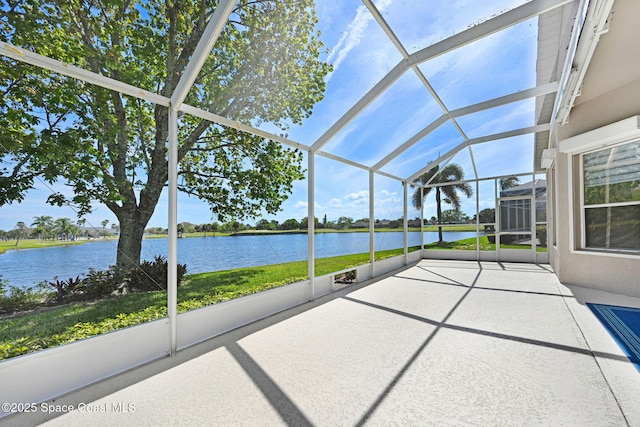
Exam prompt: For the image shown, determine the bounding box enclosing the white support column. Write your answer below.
[308,153,315,301]
[369,170,375,278]
[495,179,500,260]
[166,1,234,356]
[420,187,424,249]
[403,181,409,265]
[168,108,178,357]
[475,180,480,262]
[531,172,537,262]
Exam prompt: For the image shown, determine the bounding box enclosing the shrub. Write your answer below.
[48,276,82,303]
[1,256,188,316]
[0,285,51,315]
[126,255,187,292]
[76,266,121,300]
[452,242,492,251]
[0,306,169,359]
[537,225,548,247]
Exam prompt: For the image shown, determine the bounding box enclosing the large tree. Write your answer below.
[411,163,473,242]
[1,0,331,268]
[31,215,54,241]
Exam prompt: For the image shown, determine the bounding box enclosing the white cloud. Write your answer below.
[325,7,367,71]
[460,98,535,139]
[325,0,394,79]
[329,198,342,208]
[345,190,369,200]
[374,189,399,208]
[293,200,323,211]
[294,201,308,209]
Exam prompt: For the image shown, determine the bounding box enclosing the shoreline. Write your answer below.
[0,226,480,255]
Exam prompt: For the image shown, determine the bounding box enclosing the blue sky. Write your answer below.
[0,0,542,231]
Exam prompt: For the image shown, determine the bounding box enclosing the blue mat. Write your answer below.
[587,303,640,372]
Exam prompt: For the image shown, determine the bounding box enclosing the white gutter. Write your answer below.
[554,0,615,125]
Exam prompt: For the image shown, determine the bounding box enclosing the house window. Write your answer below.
[582,140,640,251]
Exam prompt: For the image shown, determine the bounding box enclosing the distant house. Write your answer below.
[499,180,547,233]
[407,219,422,227]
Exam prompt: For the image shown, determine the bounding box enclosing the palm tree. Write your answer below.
[54,217,74,241]
[412,163,473,242]
[14,221,27,246]
[101,219,109,239]
[77,218,86,238]
[70,225,82,241]
[31,215,54,241]
[499,176,520,191]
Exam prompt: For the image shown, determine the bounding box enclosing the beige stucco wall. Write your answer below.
[550,0,640,298]
[557,79,640,141]
[551,151,639,298]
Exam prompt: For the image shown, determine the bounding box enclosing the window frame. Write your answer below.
[579,139,640,254]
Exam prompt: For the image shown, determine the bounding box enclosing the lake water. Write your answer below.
[0,231,481,288]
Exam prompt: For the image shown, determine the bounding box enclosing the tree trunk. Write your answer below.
[115,216,146,270]
[112,192,159,270]
[436,187,443,242]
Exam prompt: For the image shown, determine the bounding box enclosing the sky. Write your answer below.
[0,0,544,232]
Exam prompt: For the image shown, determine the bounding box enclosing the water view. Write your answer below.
[0,231,481,288]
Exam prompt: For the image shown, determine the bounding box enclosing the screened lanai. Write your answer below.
[1,0,571,263]
[4,0,639,421]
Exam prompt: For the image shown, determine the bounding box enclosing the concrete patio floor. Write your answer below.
[4,260,640,426]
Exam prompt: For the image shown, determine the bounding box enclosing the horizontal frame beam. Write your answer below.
[375,170,405,182]
[415,170,541,189]
[0,40,311,154]
[0,41,170,107]
[179,104,311,151]
[449,81,559,119]
[467,124,551,146]
[408,0,574,67]
[315,150,371,172]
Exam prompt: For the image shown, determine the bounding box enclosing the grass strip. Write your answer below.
[0,239,104,255]
[424,236,547,252]
[0,246,419,360]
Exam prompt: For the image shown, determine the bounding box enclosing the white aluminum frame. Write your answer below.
[0,0,576,411]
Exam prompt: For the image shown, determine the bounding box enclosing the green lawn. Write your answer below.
[0,239,96,255]
[424,236,547,252]
[0,246,419,360]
